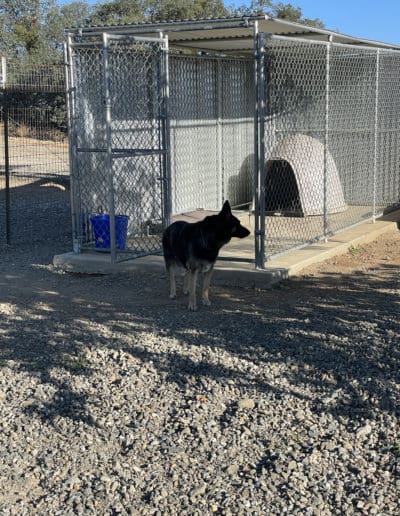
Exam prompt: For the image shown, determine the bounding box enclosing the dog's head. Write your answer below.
[218,200,250,239]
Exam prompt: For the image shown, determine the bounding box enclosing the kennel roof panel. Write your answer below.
[67,15,400,53]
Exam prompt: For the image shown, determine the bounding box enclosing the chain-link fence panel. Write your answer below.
[264,38,328,257]
[68,37,168,259]
[376,50,400,208]
[0,60,70,245]
[169,54,253,215]
[263,36,400,261]
[71,46,105,152]
[221,58,254,209]
[169,55,219,214]
[327,44,377,236]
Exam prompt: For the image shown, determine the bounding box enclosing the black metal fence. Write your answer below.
[0,59,70,246]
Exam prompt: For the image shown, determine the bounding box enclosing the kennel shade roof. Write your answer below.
[67,15,400,53]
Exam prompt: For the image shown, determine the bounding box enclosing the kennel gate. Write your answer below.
[66,33,170,262]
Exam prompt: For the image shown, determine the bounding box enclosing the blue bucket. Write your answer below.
[90,214,129,250]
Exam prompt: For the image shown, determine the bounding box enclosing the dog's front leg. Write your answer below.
[188,269,198,311]
[201,267,214,306]
[183,272,189,295]
[169,266,177,299]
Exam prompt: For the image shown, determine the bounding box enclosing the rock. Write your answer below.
[237,398,256,410]
[190,484,207,499]
[226,464,238,476]
[356,424,372,440]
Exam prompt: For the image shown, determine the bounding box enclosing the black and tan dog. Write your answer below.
[162,201,250,311]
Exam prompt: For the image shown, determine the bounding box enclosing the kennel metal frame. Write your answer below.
[65,15,400,268]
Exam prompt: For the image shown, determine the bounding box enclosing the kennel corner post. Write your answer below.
[253,24,266,269]
[160,33,172,229]
[372,48,380,223]
[102,32,117,264]
[254,26,266,269]
[64,36,80,253]
[323,35,332,242]
[216,58,223,207]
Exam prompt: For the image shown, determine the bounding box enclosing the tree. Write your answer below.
[45,2,94,56]
[147,0,228,22]
[89,0,147,26]
[231,1,324,29]
[0,0,94,61]
[0,0,53,59]
[272,2,324,28]
[231,1,273,17]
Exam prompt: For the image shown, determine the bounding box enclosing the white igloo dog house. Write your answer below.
[265,134,347,216]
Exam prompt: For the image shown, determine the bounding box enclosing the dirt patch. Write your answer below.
[300,227,400,277]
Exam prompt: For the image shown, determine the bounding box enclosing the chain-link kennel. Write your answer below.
[66,24,400,266]
[263,36,400,260]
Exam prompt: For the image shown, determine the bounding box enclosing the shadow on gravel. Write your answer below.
[0,247,399,427]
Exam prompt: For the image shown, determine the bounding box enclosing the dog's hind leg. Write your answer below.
[188,270,198,311]
[168,266,177,299]
[183,273,189,295]
[201,267,214,306]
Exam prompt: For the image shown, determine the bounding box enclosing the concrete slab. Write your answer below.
[53,250,286,289]
[264,212,399,276]
[53,210,399,288]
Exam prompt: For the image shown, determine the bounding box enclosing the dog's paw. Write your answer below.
[169,294,177,300]
[201,298,211,306]
[183,289,189,296]
[188,302,197,311]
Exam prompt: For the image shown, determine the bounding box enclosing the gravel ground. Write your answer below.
[0,230,399,515]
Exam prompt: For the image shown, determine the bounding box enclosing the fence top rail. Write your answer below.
[170,52,252,62]
[266,33,400,54]
[70,35,166,48]
[104,33,167,43]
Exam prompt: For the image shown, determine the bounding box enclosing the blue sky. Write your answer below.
[58,0,400,46]
[245,0,400,45]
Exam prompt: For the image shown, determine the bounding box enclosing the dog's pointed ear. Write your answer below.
[220,200,231,218]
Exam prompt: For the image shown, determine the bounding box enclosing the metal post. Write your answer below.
[323,36,332,241]
[258,32,266,268]
[2,58,11,245]
[161,35,172,229]
[373,49,380,223]
[253,22,261,268]
[102,32,117,263]
[253,23,266,269]
[64,37,79,253]
[216,58,223,206]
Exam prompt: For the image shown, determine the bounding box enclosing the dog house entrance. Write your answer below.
[265,159,302,216]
